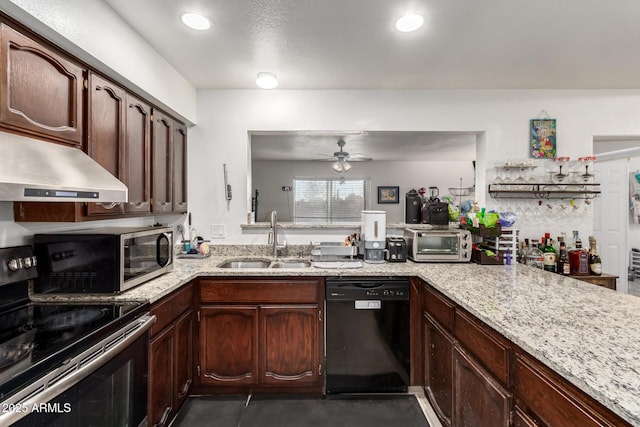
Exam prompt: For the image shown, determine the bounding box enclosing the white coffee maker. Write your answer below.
[361,210,386,263]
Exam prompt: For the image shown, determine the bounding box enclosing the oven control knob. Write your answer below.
[462,243,468,250]
[8,258,22,271]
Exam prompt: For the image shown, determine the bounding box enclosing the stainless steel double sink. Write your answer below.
[217,259,312,269]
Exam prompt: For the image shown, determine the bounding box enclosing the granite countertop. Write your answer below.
[30,252,640,426]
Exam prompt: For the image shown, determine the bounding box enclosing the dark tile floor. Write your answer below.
[172,394,430,427]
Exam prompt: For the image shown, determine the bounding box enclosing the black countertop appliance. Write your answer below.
[385,237,407,262]
[421,186,449,226]
[405,189,422,224]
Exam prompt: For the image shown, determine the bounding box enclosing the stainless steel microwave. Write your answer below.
[34,226,173,293]
[403,228,471,262]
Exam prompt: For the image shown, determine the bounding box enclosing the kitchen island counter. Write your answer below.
[30,254,640,425]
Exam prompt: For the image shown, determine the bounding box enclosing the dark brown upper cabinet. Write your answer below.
[151,109,174,213]
[173,122,188,213]
[0,23,84,147]
[124,94,151,214]
[86,72,126,216]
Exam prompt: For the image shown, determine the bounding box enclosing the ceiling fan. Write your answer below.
[317,139,372,172]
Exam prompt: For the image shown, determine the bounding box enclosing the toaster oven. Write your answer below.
[403,228,471,262]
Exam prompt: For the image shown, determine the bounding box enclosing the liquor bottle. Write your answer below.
[541,238,557,272]
[556,239,570,275]
[527,240,544,269]
[518,239,529,264]
[588,236,602,276]
[569,237,589,275]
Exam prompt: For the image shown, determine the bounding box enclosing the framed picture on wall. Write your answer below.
[530,118,557,158]
[378,186,399,204]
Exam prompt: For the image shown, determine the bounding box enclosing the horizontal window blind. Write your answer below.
[294,178,368,223]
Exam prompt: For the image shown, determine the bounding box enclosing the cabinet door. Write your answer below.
[172,122,188,212]
[124,94,151,213]
[423,313,454,426]
[260,305,320,385]
[174,309,194,409]
[86,72,126,215]
[149,325,175,427]
[199,306,258,385]
[453,345,511,427]
[151,109,173,213]
[0,23,84,146]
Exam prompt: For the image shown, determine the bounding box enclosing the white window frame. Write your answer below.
[293,176,370,223]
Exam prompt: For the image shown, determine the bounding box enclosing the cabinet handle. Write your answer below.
[132,201,149,208]
[160,201,171,207]
[98,201,121,209]
[177,379,192,399]
[153,406,171,427]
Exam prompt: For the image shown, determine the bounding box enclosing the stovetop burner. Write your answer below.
[35,307,107,331]
[0,244,149,403]
[0,300,148,399]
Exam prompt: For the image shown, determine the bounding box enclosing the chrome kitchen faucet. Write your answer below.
[269,210,286,257]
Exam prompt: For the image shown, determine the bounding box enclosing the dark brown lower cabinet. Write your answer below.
[198,304,321,387]
[148,284,194,427]
[196,278,323,392]
[423,312,453,426]
[514,352,626,427]
[513,406,538,427]
[174,309,195,408]
[260,305,319,385]
[422,279,631,427]
[454,345,511,427]
[199,306,259,385]
[149,325,174,427]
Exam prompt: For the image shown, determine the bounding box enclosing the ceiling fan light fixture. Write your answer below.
[332,160,351,172]
[395,14,424,32]
[181,12,211,31]
[256,72,279,89]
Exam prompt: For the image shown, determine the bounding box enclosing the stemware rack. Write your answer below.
[488,183,601,199]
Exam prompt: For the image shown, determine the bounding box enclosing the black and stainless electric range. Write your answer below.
[0,245,155,427]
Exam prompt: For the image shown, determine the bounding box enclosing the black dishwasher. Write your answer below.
[325,277,410,394]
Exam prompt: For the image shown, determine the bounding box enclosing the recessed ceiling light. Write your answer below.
[181,12,211,31]
[395,14,424,32]
[256,72,279,90]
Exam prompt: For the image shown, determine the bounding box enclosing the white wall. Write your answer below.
[3,0,197,123]
[192,89,640,244]
[252,160,475,223]
[629,156,640,250]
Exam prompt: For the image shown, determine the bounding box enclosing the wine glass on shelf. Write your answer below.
[553,156,570,183]
[578,156,596,182]
[543,158,556,183]
[568,159,581,183]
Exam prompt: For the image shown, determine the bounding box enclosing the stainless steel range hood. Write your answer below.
[0,132,128,203]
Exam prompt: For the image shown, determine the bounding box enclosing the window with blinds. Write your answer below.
[293,178,369,223]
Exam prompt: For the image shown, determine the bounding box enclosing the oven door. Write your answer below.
[4,315,155,427]
[415,233,461,260]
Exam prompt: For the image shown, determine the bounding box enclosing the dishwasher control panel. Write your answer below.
[326,277,410,301]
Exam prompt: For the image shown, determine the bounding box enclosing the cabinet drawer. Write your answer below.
[200,279,319,304]
[422,284,455,331]
[454,309,510,385]
[151,284,193,336]
[514,353,620,427]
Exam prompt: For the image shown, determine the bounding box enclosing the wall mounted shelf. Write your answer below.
[488,183,600,199]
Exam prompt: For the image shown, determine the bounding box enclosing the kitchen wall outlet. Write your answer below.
[210,224,225,239]
[282,185,292,191]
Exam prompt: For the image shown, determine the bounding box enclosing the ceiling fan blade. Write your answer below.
[346,154,373,161]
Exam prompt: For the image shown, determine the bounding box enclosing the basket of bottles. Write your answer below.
[472,246,503,265]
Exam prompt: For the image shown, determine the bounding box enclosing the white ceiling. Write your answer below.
[250,131,478,161]
[104,0,640,90]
